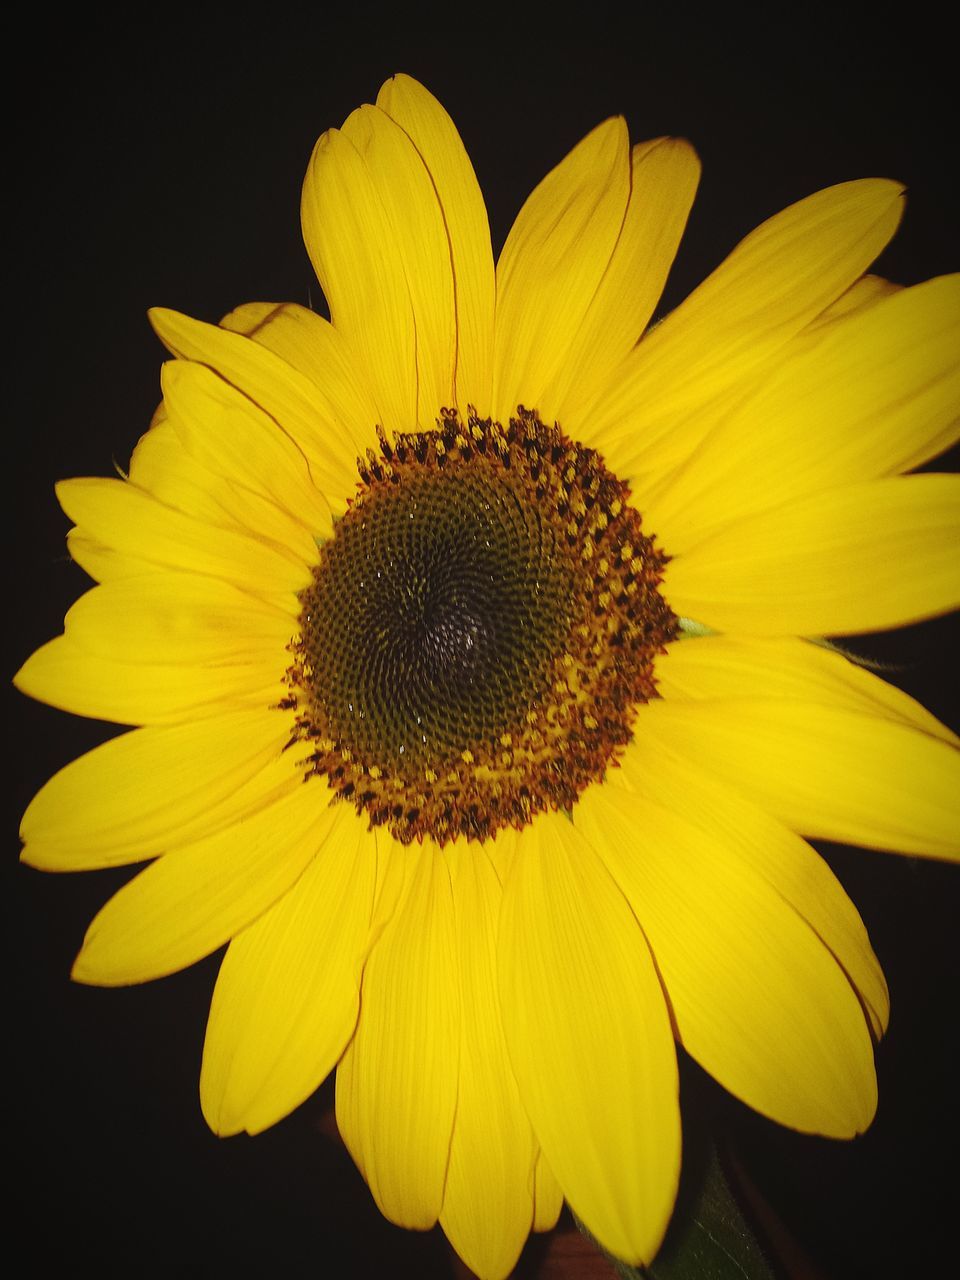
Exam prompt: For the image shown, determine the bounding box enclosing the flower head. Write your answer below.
[16,74,960,1279]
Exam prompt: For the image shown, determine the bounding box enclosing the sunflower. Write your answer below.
[15,73,960,1280]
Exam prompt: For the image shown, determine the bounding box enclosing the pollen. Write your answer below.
[287,408,677,844]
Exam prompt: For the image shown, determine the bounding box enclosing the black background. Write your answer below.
[9,12,958,1278]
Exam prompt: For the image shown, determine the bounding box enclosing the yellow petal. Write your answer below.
[803,273,902,333]
[66,531,139,583]
[641,697,960,859]
[200,804,375,1136]
[377,73,496,414]
[532,1151,564,1233]
[618,739,889,1039]
[72,778,337,985]
[342,103,457,425]
[219,301,278,335]
[651,275,960,549]
[440,848,537,1280]
[14,634,283,725]
[149,307,363,497]
[481,823,521,886]
[332,824,411,1186]
[20,708,298,870]
[301,124,417,436]
[128,420,219,512]
[547,137,700,430]
[335,843,459,1228]
[333,829,410,1186]
[56,477,312,595]
[589,179,905,479]
[498,810,680,1266]
[624,275,911,523]
[656,634,957,746]
[217,302,380,444]
[664,474,960,635]
[63,573,296,665]
[161,360,334,536]
[493,117,631,422]
[576,785,877,1137]
[125,420,319,566]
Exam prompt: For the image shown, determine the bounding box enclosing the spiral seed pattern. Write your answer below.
[287,408,677,845]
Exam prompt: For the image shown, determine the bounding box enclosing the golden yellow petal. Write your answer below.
[20,708,298,870]
[200,805,375,1136]
[301,124,417,436]
[219,301,278,334]
[802,273,903,333]
[651,275,960,550]
[664,474,960,635]
[219,300,381,450]
[547,136,700,430]
[128,420,217,511]
[332,825,407,1185]
[498,811,680,1266]
[590,179,905,480]
[532,1150,564,1233]
[162,359,334,535]
[439,848,537,1280]
[149,307,363,497]
[72,779,336,986]
[656,634,957,746]
[335,843,459,1228]
[642,696,960,859]
[14,635,283,725]
[341,103,457,425]
[63,573,296,666]
[377,73,496,415]
[617,738,889,1038]
[577,786,878,1136]
[492,117,631,422]
[125,419,319,565]
[57,476,312,594]
[480,823,520,886]
[66,531,139,583]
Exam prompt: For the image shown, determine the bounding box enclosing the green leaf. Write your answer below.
[647,1147,775,1280]
[574,1145,775,1280]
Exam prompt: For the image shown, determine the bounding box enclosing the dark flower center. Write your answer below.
[287,408,677,845]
